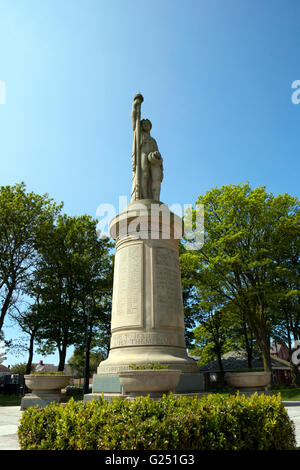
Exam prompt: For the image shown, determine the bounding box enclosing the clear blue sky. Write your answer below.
[0,0,299,367]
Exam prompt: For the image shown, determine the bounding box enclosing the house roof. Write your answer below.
[193,351,292,372]
[32,363,72,375]
[32,363,57,372]
[0,364,10,372]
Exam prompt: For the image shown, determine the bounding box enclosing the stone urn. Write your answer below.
[21,375,71,410]
[119,369,181,397]
[225,371,271,392]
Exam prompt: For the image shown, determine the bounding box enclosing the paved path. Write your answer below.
[0,406,22,450]
[283,402,300,447]
[1,404,300,450]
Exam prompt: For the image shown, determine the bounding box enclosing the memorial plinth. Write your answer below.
[89,201,203,396]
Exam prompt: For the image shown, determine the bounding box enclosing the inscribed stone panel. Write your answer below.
[111,244,143,330]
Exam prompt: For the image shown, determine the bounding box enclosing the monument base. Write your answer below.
[95,201,202,398]
[97,201,199,377]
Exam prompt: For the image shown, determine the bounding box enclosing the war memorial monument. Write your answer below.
[85,94,203,399]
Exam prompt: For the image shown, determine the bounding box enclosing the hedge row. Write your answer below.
[18,393,296,450]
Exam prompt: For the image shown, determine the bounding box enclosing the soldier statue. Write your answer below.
[131,93,163,201]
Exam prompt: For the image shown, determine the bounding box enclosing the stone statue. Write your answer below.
[88,93,203,397]
[131,93,163,201]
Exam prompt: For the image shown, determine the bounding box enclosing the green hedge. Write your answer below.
[65,386,84,399]
[18,393,296,450]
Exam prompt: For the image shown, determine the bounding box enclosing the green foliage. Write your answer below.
[30,371,65,376]
[0,183,113,377]
[67,349,104,378]
[129,362,168,370]
[18,393,296,450]
[0,182,61,331]
[30,213,113,370]
[65,386,84,400]
[189,311,234,367]
[181,183,300,372]
[9,363,32,374]
[205,385,235,394]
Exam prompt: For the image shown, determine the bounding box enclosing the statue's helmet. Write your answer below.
[141,119,152,131]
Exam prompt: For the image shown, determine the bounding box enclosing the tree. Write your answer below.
[270,214,300,383]
[181,183,299,373]
[79,290,112,394]
[0,183,61,331]
[181,234,258,369]
[68,348,104,379]
[32,214,113,372]
[190,309,234,383]
[9,299,43,375]
[9,362,32,374]
[179,242,201,349]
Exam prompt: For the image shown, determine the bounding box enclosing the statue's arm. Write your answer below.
[152,138,159,151]
[131,102,137,131]
[131,101,139,170]
[131,94,143,131]
[132,150,136,171]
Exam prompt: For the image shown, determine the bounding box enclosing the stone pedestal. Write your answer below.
[90,200,203,396]
[21,374,70,410]
[21,391,65,410]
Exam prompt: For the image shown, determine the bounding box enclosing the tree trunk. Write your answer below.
[257,325,272,373]
[58,336,68,372]
[83,323,92,395]
[254,304,272,372]
[215,345,225,385]
[0,288,14,331]
[242,316,253,368]
[261,342,272,372]
[26,330,36,375]
[246,307,272,385]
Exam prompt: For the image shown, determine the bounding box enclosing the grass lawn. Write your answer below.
[206,386,300,401]
[0,392,84,407]
[0,394,22,406]
[272,388,300,401]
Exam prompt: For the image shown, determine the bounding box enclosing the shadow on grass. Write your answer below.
[0,394,22,406]
[272,388,300,401]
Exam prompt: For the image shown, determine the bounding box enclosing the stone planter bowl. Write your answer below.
[225,371,271,390]
[21,375,71,410]
[119,369,181,396]
[24,374,71,393]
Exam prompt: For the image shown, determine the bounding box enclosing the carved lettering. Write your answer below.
[153,247,184,328]
[110,332,185,348]
[111,244,143,330]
